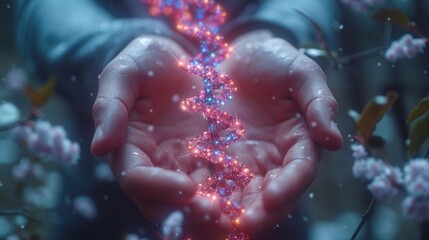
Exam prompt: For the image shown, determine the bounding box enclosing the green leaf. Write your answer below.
[407,95,429,124]
[294,9,336,61]
[356,91,398,140]
[407,110,429,156]
[373,8,420,35]
[23,78,56,108]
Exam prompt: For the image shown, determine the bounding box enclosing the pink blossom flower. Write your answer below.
[12,158,44,180]
[368,175,398,202]
[352,157,387,180]
[351,143,368,159]
[385,34,426,62]
[11,120,80,165]
[4,67,28,91]
[402,196,429,220]
[403,159,429,197]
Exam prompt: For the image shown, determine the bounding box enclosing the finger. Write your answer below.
[91,50,141,156]
[136,198,231,236]
[287,55,343,150]
[91,36,191,156]
[262,139,318,212]
[182,197,231,230]
[110,143,196,201]
[239,196,298,235]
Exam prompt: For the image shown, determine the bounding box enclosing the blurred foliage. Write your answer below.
[372,8,422,36]
[355,91,398,141]
[23,78,56,109]
[350,91,429,157]
[407,95,429,156]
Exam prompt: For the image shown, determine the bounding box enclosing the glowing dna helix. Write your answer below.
[145,1,252,238]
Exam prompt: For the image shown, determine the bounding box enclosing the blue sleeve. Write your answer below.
[221,0,340,46]
[14,0,192,106]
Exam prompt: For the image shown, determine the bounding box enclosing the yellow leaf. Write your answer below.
[407,95,429,124]
[356,91,398,140]
[408,110,429,156]
[23,78,56,108]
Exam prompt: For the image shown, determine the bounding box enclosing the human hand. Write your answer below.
[90,29,343,238]
[217,30,343,235]
[91,35,232,239]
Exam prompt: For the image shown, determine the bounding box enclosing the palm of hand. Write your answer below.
[92,33,342,238]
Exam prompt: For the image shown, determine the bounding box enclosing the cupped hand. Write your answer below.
[218,30,343,235]
[91,30,343,239]
[91,35,231,239]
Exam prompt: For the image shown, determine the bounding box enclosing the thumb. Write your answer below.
[91,97,129,156]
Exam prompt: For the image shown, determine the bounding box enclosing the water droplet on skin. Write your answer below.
[149,108,154,113]
[147,125,155,132]
[147,70,155,77]
[204,214,211,221]
[309,192,314,199]
[272,96,276,100]
[288,88,293,92]
[191,85,196,90]
[132,152,140,156]
[325,136,330,141]
[310,121,317,128]
[172,94,180,103]
[178,191,183,195]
